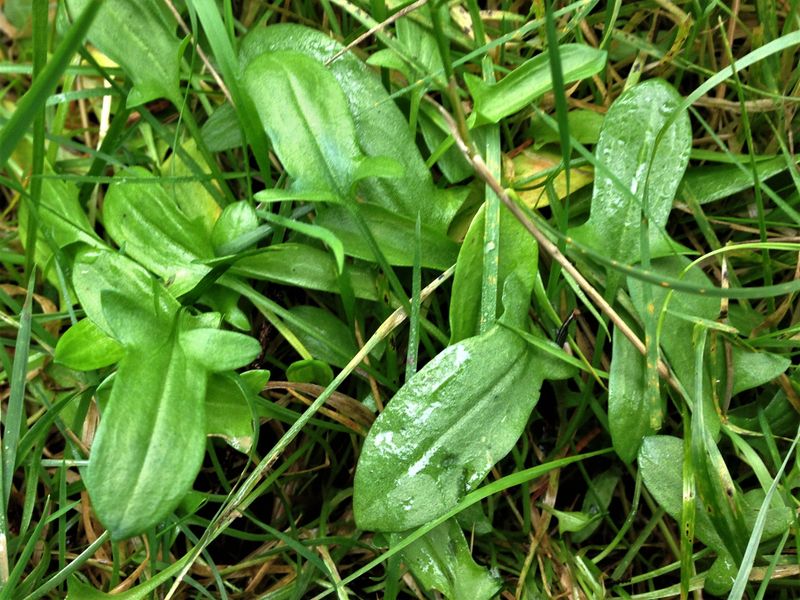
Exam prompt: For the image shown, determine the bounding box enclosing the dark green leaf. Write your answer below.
[286,359,334,386]
[450,201,538,343]
[679,156,790,205]
[206,374,257,453]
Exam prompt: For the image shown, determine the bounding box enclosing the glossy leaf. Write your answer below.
[608,329,655,464]
[206,374,257,453]
[102,167,215,295]
[54,318,124,371]
[65,0,181,106]
[244,50,364,198]
[450,202,538,343]
[231,243,379,300]
[240,24,460,232]
[284,306,358,368]
[569,79,692,271]
[86,339,206,540]
[465,45,607,126]
[354,323,542,531]
[400,519,501,600]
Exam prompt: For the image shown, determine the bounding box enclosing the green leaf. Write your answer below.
[638,436,725,552]
[450,201,538,343]
[730,347,790,396]
[399,519,502,600]
[240,24,460,232]
[102,167,215,295]
[528,109,604,149]
[547,507,601,535]
[244,50,364,198]
[572,468,620,543]
[65,0,181,106]
[231,243,379,301]
[18,172,102,274]
[315,205,458,269]
[679,155,790,205]
[286,359,334,386]
[179,327,261,372]
[569,79,692,273]
[284,306,359,368]
[465,45,607,126]
[354,324,541,531]
[257,210,345,273]
[72,248,180,339]
[206,374,257,453]
[608,329,656,464]
[86,339,206,540]
[54,318,124,371]
[628,256,720,437]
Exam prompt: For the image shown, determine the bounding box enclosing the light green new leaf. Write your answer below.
[180,328,261,372]
[465,45,607,126]
[450,201,538,343]
[244,50,363,198]
[240,24,461,232]
[71,249,180,339]
[608,329,655,464]
[569,79,692,273]
[102,167,214,295]
[65,0,181,106]
[354,324,541,531]
[400,519,501,600]
[211,201,260,254]
[54,318,124,371]
[86,340,207,540]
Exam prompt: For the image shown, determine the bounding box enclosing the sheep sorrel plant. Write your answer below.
[2,1,799,598]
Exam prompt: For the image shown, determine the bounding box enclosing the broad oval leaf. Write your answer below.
[54,318,124,371]
[65,0,181,106]
[212,201,259,254]
[569,79,692,271]
[179,328,261,372]
[465,44,607,126]
[72,249,180,339]
[240,24,461,232]
[206,374,257,453]
[86,341,206,539]
[243,50,363,198]
[354,324,541,531]
[102,167,214,295]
